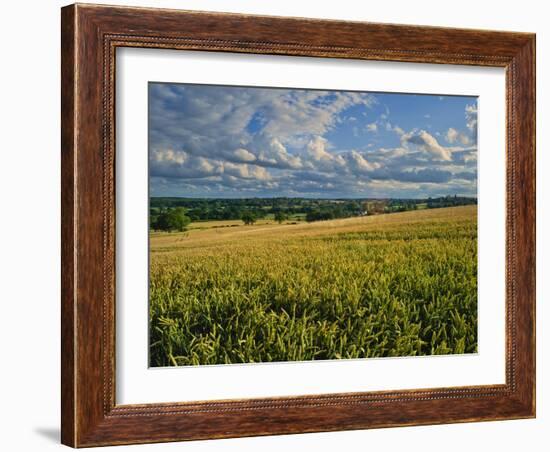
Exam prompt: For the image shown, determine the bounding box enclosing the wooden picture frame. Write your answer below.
[61,3,535,447]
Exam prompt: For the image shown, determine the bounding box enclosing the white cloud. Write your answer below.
[401,130,452,161]
[446,128,459,143]
[223,162,271,180]
[152,148,186,165]
[260,90,374,142]
[149,84,477,197]
[150,148,222,179]
[459,135,471,145]
[253,135,303,169]
[149,84,374,175]
[465,103,478,137]
[345,150,380,174]
[393,125,405,136]
[233,148,256,162]
[465,104,477,128]
[306,136,345,167]
[446,127,471,146]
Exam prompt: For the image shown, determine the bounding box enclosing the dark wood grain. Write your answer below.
[61,3,536,447]
[60,5,76,446]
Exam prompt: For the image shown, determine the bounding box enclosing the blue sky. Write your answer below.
[149,83,477,198]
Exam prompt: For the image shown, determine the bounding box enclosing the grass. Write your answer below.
[149,205,477,367]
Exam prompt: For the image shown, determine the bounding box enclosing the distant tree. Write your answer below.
[241,211,256,225]
[152,207,190,232]
[167,207,191,231]
[228,207,242,220]
[305,210,319,222]
[274,211,288,224]
[306,209,334,222]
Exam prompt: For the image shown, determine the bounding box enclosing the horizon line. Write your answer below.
[150,195,478,200]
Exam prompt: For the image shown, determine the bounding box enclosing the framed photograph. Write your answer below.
[61,3,536,447]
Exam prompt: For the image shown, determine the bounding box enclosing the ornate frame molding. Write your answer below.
[62,4,535,447]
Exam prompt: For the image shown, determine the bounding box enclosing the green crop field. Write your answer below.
[149,205,477,367]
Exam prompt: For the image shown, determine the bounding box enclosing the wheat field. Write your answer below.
[149,205,477,367]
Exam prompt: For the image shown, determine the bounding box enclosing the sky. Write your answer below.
[149,82,477,199]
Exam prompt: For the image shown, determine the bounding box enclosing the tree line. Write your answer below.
[150,196,477,231]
